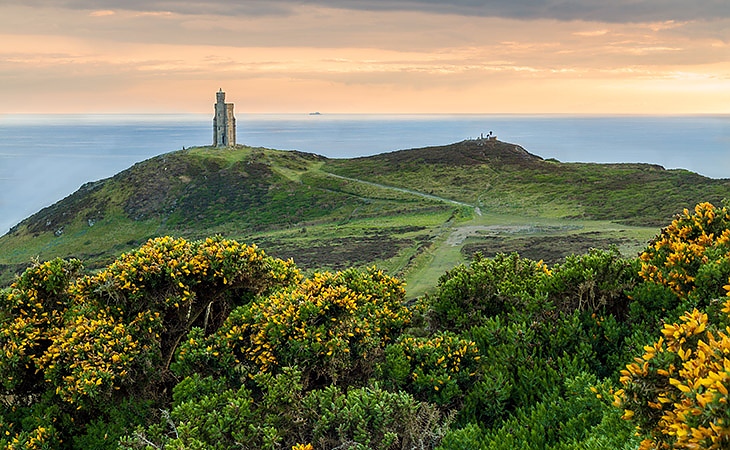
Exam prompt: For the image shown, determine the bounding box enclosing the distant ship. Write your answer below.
[309,112,322,115]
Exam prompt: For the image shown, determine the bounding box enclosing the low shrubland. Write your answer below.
[2,202,730,449]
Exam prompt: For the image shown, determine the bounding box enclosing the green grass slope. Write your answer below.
[1,139,728,293]
[323,139,730,225]
[0,145,450,286]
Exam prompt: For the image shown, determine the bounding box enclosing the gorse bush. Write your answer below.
[616,305,730,449]
[639,202,730,303]
[120,368,305,450]
[0,236,299,449]
[0,258,82,395]
[301,383,449,450]
[5,202,730,449]
[174,267,411,387]
[379,332,482,407]
[543,246,639,317]
[427,248,638,331]
[425,252,551,331]
[438,373,640,450]
[122,368,448,450]
[617,201,730,449]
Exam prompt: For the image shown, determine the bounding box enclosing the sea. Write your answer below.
[0,114,728,235]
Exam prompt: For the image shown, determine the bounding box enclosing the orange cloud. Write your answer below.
[89,10,115,17]
[573,29,610,37]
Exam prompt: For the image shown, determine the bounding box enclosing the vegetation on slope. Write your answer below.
[0,145,448,286]
[1,140,727,293]
[324,139,730,225]
[2,202,730,449]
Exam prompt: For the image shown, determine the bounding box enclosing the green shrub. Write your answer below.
[378,332,481,407]
[543,247,639,317]
[438,373,638,450]
[174,267,411,387]
[302,384,448,450]
[432,423,489,450]
[466,315,593,409]
[627,281,682,327]
[120,368,303,450]
[458,370,512,428]
[425,253,551,331]
[122,368,448,450]
[0,237,299,449]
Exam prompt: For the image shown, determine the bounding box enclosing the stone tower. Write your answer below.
[213,89,236,147]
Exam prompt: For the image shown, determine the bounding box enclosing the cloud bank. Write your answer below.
[17,0,730,22]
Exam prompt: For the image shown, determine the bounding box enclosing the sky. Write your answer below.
[1,0,729,114]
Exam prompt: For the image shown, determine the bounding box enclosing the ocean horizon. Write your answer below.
[1,113,728,235]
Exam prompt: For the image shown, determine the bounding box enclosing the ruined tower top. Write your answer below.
[213,89,236,147]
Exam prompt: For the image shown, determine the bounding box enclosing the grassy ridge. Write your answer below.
[1,139,727,292]
[324,140,729,225]
[0,145,452,287]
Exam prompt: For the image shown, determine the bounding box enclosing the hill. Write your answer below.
[324,139,727,225]
[1,139,728,291]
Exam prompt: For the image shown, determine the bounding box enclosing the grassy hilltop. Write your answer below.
[1,139,729,292]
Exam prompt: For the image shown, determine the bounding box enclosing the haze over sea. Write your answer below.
[1,114,728,235]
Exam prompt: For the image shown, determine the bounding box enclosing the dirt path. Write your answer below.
[324,172,481,214]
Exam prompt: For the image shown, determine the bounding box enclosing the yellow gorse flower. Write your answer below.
[617,203,730,448]
[0,236,301,413]
[176,266,410,383]
[639,202,730,299]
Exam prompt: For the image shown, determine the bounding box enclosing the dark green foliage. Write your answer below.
[692,254,730,303]
[459,370,512,428]
[122,368,448,450]
[627,281,680,326]
[4,204,721,449]
[543,247,640,317]
[377,332,482,407]
[302,384,446,450]
[71,399,152,450]
[427,248,639,384]
[412,246,656,446]
[426,252,549,331]
[438,374,639,450]
[435,423,489,450]
[120,369,303,450]
[576,311,631,378]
